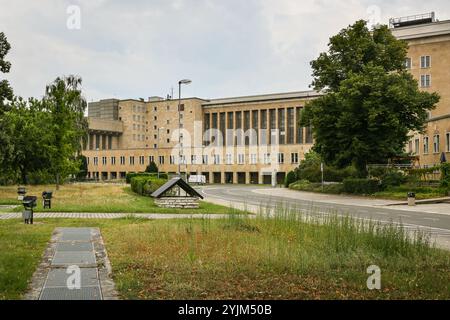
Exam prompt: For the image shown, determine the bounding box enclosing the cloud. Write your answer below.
[0,0,449,101]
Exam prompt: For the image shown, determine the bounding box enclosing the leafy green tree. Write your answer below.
[145,161,159,173]
[2,98,53,183]
[302,20,440,174]
[44,76,88,189]
[76,155,88,180]
[0,32,14,175]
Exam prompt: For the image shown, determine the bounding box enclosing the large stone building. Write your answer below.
[82,12,450,183]
[83,91,320,184]
[390,13,450,166]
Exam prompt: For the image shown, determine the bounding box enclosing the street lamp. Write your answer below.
[178,79,192,178]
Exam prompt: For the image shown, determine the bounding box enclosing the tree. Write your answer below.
[3,98,53,183]
[0,32,14,175]
[302,20,440,174]
[44,76,88,189]
[145,161,159,173]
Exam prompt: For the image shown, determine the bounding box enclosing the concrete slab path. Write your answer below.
[24,227,118,300]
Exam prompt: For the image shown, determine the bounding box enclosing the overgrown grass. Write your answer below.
[107,207,450,299]
[0,184,240,214]
[0,205,448,300]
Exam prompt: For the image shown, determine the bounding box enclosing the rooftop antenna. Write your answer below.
[171,86,174,99]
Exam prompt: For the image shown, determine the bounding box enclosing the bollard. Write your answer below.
[407,192,416,206]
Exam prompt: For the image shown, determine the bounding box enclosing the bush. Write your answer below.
[126,172,168,184]
[294,151,358,182]
[342,178,380,195]
[284,171,297,187]
[289,180,344,194]
[130,176,167,196]
[381,171,406,189]
[145,161,159,173]
[441,163,450,188]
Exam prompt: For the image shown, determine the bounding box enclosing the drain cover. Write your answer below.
[40,286,102,300]
[52,252,96,266]
[56,242,94,252]
[44,268,98,288]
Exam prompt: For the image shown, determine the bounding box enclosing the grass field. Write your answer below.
[1,208,449,300]
[0,183,236,214]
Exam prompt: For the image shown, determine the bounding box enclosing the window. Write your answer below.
[178,104,185,111]
[291,153,299,164]
[420,55,431,68]
[202,155,208,165]
[278,153,284,164]
[405,57,412,69]
[264,153,271,164]
[446,133,450,152]
[149,156,154,164]
[170,155,175,164]
[154,106,157,111]
[139,156,145,165]
[93,157,98,166]
[154,144,157,149]
[167,129,170,134]
[154,116,157,121]
[415,139,420,155]
[250,154,257,165]
[191,155,196,165]
[166,138,170,143]
[213,154,220,165]
[238,154,245,165]
[420,75,431,88]
[120,156,125,165]
[87,157,90,165]
[111,157,116,165]
[159,156,164,165]
[102,157,107,165]
[433,135,440,153]
[129,156,135,165]
[225,154,232,165]
[423,137,429,154]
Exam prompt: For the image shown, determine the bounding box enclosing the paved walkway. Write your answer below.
[0,212,230,220]
[24,227,118,300]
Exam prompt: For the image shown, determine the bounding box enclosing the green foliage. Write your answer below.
[44,75,88,187]
[289,180,344,194]
[131,176,167,196]
[284,171,297,187]
[342,178,380,195]
[75,155,88,181]
[294,151,358,182]
[380,171,406,189]
[126,172,168,184]
[302,20,440,174]
[440,163,450,188]
[145,161,159,173]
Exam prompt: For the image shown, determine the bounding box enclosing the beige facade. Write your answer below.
[82,91,320,183]
[391,17,450,166]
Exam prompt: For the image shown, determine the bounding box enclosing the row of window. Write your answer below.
[88,153,301,166]
[405,55,431,69]
[409,133,450,155]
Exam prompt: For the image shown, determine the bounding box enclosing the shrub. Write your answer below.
[145,161,159,173]
[381,171,406,189]
[284,171,297,187]
[342,178,380,195]
[131,176,167,196]
[126,172,168,184]
[441,163,450,188]
[294,151,358,182]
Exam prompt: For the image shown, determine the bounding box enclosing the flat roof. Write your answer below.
[202,90,321,107]
[391,19,450,40]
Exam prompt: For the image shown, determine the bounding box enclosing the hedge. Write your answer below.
[342,178,380,195]
[126,172,168,184]
[130,176,167,196]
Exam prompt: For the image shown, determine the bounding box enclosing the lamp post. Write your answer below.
[178,79,192,178]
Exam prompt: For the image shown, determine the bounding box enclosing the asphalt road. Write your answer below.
[198,185,450,249]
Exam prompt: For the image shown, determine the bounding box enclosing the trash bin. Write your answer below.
[22,196,37,224]
[407,192,416,206]
[42,191,53,209]
[17,186,26,201]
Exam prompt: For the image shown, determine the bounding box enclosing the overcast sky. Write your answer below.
[1,0,449,102]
